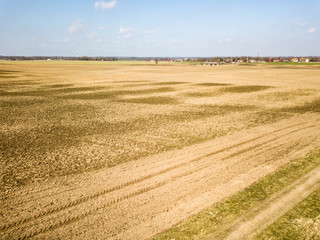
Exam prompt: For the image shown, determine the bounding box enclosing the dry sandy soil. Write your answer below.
[1,62,320,239]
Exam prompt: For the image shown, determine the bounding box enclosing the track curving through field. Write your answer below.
[1,113,320,239]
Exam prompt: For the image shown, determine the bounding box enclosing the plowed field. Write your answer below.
[1,62,320,239]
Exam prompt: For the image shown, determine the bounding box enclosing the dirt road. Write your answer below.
[222,165,320,240]
[1,113,320,239]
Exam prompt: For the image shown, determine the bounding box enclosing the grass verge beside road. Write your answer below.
[153,148,320,240]
[254,185,320,240]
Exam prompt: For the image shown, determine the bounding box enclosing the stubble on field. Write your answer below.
[1,62,320,239]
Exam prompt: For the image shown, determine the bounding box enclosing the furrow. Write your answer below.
[0,121,312,233]
[221,124,317,161]
[17,183,164,240]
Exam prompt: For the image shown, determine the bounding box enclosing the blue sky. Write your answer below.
[0,0,319,57]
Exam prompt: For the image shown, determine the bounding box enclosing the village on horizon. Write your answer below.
[1,55,320,64]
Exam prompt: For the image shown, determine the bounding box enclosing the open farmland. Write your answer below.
[1,61,320,239]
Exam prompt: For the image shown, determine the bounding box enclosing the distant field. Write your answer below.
[1,61,320,239]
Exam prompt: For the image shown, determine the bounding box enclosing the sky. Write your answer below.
[0,0,319,57]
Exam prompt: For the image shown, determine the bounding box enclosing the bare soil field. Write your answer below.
[1,61,320,239]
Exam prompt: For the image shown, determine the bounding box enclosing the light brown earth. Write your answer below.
[1,62,320,239]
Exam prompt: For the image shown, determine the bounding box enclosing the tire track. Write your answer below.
[221,124,317,161]
[0,122,314,233]
[223,167,320,240]
[9,122,305,204]
[1,121,317,239]
[197,132,312,189]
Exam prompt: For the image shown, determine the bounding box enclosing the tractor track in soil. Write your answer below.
[221,166,320,240]
[1,113,320,239]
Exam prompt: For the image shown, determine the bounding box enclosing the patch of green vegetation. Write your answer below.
[0,98,46,108]
[0,75,18,79]
[121,83,155,88]
[153,149,320,240]
[112,80,151,83]
[0,70,21,78]
[61,87,175,100]
[118,96,179,105]
[47,86,106,94]
[0,80,38,87]
[0,70,22,79]
[60,91,118,100]
[221,85,273,93]
[115,87,176,95]
[0,70,21,74]
[42,84,74,88]
[0,86,105,97]
[254,186,320,240]
[195,83,232,87]
[0,102,257,190]
[184,91,219,97]
[257,89,314,102]
[200,104,256,113]
[153,81,189,85]
[283,99,320,113]
[247,109,291,127]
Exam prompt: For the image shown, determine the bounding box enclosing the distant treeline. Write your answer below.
[0,56,118,61]
[0,56,319,62]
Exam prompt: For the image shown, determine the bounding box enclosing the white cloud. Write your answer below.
[293,20,310,26]
[88,32,98,39]
[170,39,178,43]
[95,1,117,10]
[225,38,232,42]
[118,27,135,38]
[144,30,155,34]
[98,26,106,30]
[40,44,47,48]
[97,38,103,43]
[145,40,155,43]
[308,28,316,33]
[68,19,86,34]
[119,26,135,34]
[32,37,38,42]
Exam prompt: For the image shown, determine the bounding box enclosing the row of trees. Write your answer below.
[0,56,118,61]
[1,56,319,62]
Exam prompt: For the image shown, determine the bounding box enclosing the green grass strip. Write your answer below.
[153,148,320,240]
[253,186,320,240]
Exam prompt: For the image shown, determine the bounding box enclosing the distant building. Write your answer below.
[291,58,299,63]
[300,58,309,63]
[273,59,281,62]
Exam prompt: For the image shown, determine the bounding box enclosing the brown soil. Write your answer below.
[1,113,319,239]
[1,62,320,239]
